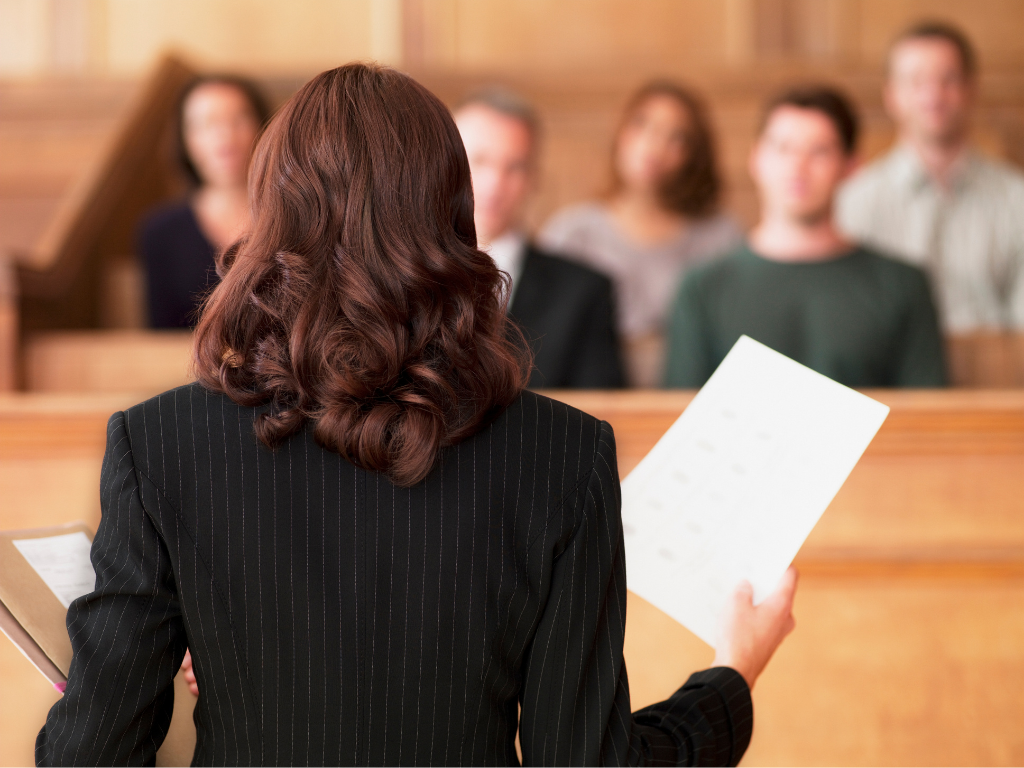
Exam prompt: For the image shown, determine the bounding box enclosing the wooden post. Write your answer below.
[0,258,17,391]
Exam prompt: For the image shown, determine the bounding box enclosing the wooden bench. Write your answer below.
[2,390,1023,765]
[22,329,194,394]
[15,329,1024,397]
[5,60,1024,391]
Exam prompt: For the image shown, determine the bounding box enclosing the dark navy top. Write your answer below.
[138,201,218,328]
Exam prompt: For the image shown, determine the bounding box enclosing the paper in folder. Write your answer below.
[0,523,198,765]
[621,336,890,646]
[0,523,96,691]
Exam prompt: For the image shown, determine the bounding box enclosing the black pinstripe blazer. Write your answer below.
[36,384,752,766]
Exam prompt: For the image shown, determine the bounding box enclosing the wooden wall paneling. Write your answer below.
[103,0,385,76]
[0,654,61,768]
[14,55,193,275]
[856,0,1024,69]
[5,0,1024,79]
[22,330,194,394]
[752,0,862,61]
[754,0,800,58]
[548,387,1024,463]
[0,78,132,280]
[15,54,197,334]
[407,0,734,75]
[947,332,1024,387]
[401,0,1024,77]
[0,392,132,768]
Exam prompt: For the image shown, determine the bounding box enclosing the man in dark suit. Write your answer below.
[455,89,625,388]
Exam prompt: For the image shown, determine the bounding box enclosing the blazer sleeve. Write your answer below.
[37,412,187,767]
[517,421,753,766]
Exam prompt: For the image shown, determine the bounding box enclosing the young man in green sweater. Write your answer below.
[665,86,947,389]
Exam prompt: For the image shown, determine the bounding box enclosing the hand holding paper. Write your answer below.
[712,567,798,689]
[621,336,889,647]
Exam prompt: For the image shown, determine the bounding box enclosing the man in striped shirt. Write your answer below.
[838,21,1024,332]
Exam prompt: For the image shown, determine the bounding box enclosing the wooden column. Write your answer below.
[0,259,17,391]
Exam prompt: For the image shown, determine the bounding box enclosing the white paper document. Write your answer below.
[12,532,96,609]
[621,336,889,646]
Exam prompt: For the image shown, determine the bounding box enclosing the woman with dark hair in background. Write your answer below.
[540,81,743,387]
[37,64,796,766]
[137,75,269,328]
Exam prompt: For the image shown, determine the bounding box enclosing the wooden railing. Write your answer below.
[11,329,1024,395]
[1,389,1022,765]
[548,389,1024,765]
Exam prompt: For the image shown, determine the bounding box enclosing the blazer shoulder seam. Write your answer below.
[524,416,604,552]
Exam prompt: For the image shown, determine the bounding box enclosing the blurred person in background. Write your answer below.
[838,21,1024,332]
[455,88,624,388]
[666,85,946,389]
[539,81,742,387]
[138,75,269,328]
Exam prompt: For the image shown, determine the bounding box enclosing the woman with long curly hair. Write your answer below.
[540,82,743,388]
[37,64,795,767]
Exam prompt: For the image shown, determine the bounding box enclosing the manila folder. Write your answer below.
[0,522,197,766]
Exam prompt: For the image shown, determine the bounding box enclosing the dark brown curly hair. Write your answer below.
[610,80,722,218]
[193,63,530,486]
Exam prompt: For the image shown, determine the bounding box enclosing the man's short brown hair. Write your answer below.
[890,20,977,79]
[760,85,860,156]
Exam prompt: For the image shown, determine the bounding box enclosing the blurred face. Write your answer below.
[751,106,853,224]
[183,82,261,188]
[886,37,973,146]
[615,94,690,195]
[455,104,534,244]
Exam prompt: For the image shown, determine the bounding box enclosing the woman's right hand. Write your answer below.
[181,649,199,696]
[711,566,798,690]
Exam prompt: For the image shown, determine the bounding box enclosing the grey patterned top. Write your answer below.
[538,203,744,341]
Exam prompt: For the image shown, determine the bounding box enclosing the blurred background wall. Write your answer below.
[5,0,1024,238]
[3,0,1024,78]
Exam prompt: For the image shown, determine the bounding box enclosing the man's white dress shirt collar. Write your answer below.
[481,231,527,304]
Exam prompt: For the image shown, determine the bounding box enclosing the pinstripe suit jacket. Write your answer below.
[36,384,752,766]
